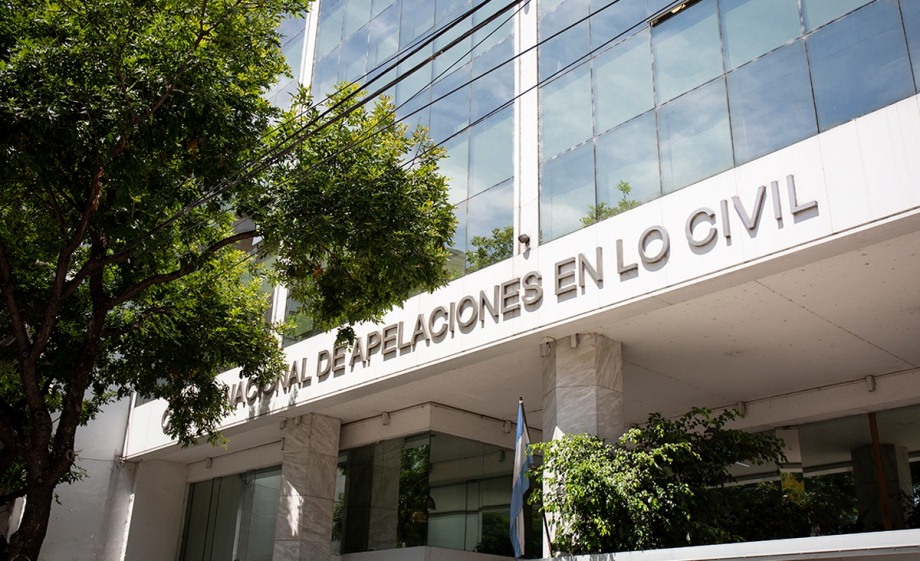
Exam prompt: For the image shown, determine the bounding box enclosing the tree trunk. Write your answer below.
[6,479,55,561]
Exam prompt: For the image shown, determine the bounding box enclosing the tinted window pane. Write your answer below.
[368,4,399,70]
[901,0,920,91]
[653,0,723,103]
[281,31,305,82]
[728,41,817,164]
[541,142,595,241]
[338,28,368,83]
[594,29,653,133]
[808,0,914,131]
[540,0,591,81]
[658,78,732,192]
[596,112,661,208]
[316,1,344,58]
[344,0,372,38]
[312,49,339,99]
[470,109,513,195]
[433,14,472,77]
[467,182,513,272]
[442,134,470,205]
[471,39,514,122]
[400,0,435,47]
[540,62,592,160]
[450,200,468,278]
[720,0,800,69]
[590,0,647,50]
[429,65,471,144]
[473,0,514,57]
[803,0,872,31]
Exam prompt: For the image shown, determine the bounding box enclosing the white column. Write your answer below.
[542,333,625,442]
[273,413,341,561]
[123,460,187,561]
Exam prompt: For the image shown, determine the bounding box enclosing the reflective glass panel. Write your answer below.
[594,29,653,134]
[344,0,373,38]
[470,109,513,196]
[808,0,914,131]
[473,0,514,57]
[467,180,513,271]
[450,200,468,279]
[539,0,591,81]
[338,27,369,83]
[900,0,920,91]
[590,0,647,51]
[540,61,592,160]
[316,1,344,58]
[312,49,339,99]
[803,0,872,31]
[471,39,514,122]
[372,0,395,19]
[442,134,470,205]
[400,0,436,47]
[281,31,305,82]
[727,41,817,165]
[653,0,723,103]
[367,4,399,71]
[429,65,471,144]
[541,142,595,241]
[596,112,660,210]
[720,0,800,69]
[433,13,473,77]
[658,77,732,193]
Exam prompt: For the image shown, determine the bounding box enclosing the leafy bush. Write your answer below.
[531,408,786,555]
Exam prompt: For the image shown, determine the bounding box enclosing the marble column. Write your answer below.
[273,413,341,561]
[542,333,624,442]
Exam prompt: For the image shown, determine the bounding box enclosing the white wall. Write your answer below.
[39,397,135,561]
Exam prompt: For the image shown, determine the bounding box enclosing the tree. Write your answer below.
[531,408,786,555]
[466,225,513,273]
[0,1,454,558]
[581,180,640,227]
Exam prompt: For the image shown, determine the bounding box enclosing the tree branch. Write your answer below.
[105,229,258,310]
[0,238,31,359]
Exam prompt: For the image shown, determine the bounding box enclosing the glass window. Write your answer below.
[344,0,373,38]
[467,180,513,271]
[429,65,471,144]
[596,112,661,211]
[400,0,436,48]
[899,0,920,91]
[442,134,470,205]
[658,77,732,193]
[471,39,514,122]
[594,29,653,134]
[802,0,872,31]
[180,468,281,561]
[316,1,345,59]
[449,200,468,279]
[539,0,591,81]
[808,0,914,131]
[312,50,339,99]
[338,27,369,84]
[540,62,592,160]
[720,0,800,69]
[652,0,723,103]
[727,41,817,165]
[589,0,647,51]
[367,4,399,71]
[437,0,469,24]
[541,142,595,242]
[281,31,306,84]
[473,0,514,58]
[433,12,473,77]
[372,0,395,19]
[470,109,513,196]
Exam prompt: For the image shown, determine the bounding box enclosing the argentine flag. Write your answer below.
[510,398,533,558]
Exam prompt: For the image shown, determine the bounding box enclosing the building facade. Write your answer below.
[42,0,920,559]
